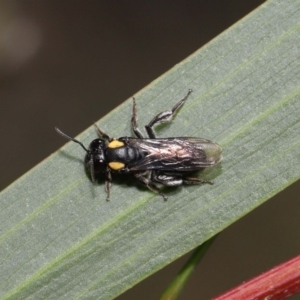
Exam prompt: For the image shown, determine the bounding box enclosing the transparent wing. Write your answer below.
[123,137,222,171]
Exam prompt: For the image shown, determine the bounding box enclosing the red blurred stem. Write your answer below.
[212,254,300,300]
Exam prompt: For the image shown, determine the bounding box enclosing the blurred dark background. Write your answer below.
[1,1,299,299]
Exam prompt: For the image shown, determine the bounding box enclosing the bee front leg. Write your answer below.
[105,167,112,201]
[94,124,112,142]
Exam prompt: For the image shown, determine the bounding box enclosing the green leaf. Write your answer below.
[1,1,300,299]
[160,237,217,300]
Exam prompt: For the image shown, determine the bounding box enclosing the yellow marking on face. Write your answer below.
[109,162,125,170]
[108,140,125,148]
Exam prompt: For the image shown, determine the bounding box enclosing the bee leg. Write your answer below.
[94,123,112,142]
[182,176,213,185]
[105,167,112,201]
[134,172,168,201]
[152,171,213,186]
[151,171,183,186]
[131,98,144,138]
[145,89,192,138]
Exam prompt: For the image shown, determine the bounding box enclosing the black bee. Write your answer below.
[55,90,222,200]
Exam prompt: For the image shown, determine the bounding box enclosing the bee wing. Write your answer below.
[124,137,222,171]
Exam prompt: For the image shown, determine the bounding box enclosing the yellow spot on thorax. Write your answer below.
[108,162,125,170]
[108,140,125,148]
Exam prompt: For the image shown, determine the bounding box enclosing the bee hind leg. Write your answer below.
[151,171,183,186]
[182,176,213,185]
[145,89,192,138]
[152,171,213,186]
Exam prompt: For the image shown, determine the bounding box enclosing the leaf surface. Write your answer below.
[1,1,300,299]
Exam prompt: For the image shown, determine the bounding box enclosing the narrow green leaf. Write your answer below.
[160,237,217,300]
[1,1,300,299]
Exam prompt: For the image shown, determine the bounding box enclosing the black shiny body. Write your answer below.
[105,141,146,168]
[55,90,222,200]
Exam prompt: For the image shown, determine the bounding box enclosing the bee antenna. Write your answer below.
[55,127,89,153]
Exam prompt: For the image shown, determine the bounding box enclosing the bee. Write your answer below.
[55,90,222,200]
